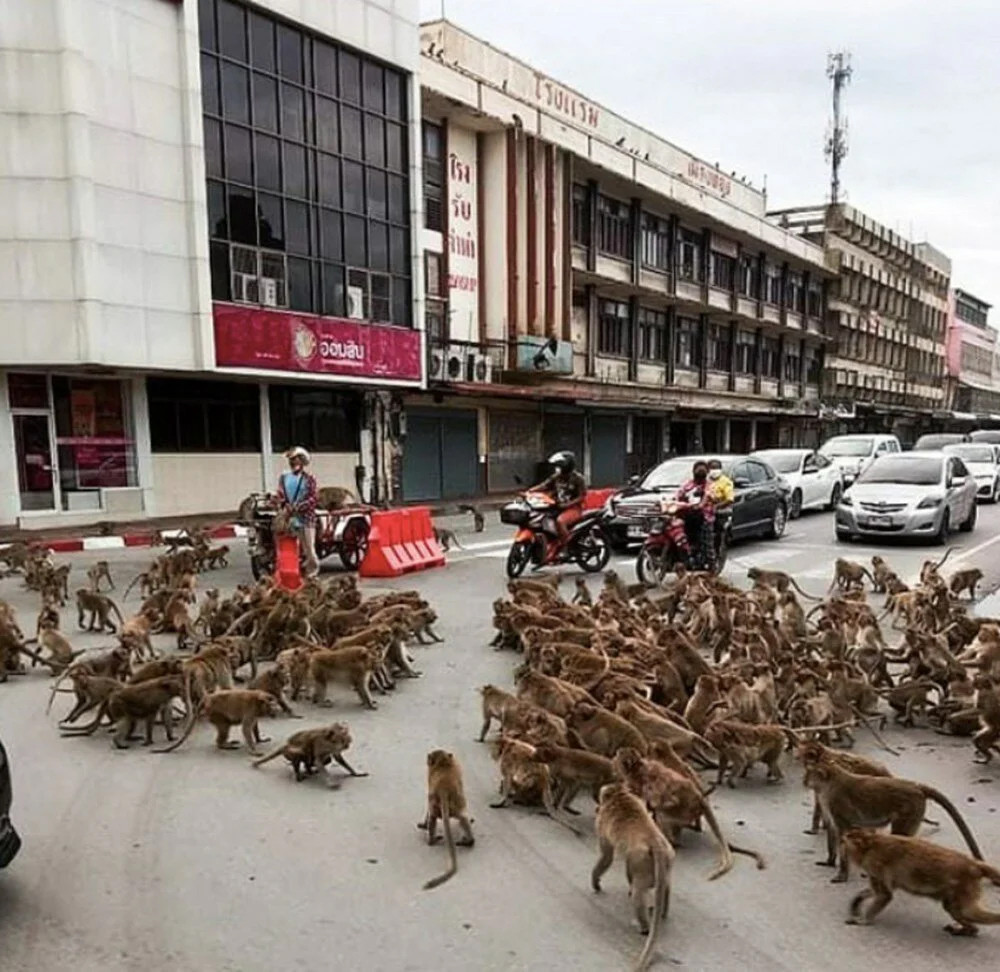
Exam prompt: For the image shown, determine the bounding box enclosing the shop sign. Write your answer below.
[213,304,423,383]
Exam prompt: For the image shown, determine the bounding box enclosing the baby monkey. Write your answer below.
[419,750,474,890]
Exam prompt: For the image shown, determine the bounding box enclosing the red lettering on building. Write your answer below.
[534,74,600,129]
[685,160,732,199]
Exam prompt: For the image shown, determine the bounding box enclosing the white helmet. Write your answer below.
[286,446,311,465]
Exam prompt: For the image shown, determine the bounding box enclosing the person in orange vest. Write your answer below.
[277,446,319,578]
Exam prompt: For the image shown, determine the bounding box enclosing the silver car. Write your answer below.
[943,443,1000,503]
[834,451,978,544]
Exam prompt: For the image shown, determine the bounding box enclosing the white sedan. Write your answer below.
[752,448,844,519]
[943,443,1000,503]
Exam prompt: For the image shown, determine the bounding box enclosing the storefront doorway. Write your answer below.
[13,412,56,511]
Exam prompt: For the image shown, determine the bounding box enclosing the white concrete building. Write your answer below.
[0,0,423,527]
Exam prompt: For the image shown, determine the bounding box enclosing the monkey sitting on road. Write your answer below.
[252,723,367,785]
[420,750,474,890]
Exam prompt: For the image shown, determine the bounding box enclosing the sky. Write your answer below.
[419,0,1000,310]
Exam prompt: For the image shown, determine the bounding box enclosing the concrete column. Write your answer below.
[722,418,731,451]
[749,419,758,451]
[131,376,156,516]
[0,373,19,526]
[258,383,273,492]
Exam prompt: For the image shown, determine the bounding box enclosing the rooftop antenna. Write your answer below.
[824,52,852,204]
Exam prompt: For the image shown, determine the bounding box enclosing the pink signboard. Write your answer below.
[213,304,423,383]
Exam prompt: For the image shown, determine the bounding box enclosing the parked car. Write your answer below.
[944,443,1000,502]
[913,432,971,449]
[835,451,977,544]
[969,429,1000,445]
[0,735,20,869]
[752,448,844,518]
[819,433,901,485]
[608,453,790,548]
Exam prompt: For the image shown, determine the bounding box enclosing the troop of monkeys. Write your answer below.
[425,554,1000,969]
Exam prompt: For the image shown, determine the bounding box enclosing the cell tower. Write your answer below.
[824,52,852,204]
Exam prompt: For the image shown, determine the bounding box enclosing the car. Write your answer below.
[608,453,790,548]
[818,433,901,486]
[834,451,977,544]
[944,443,1000,502]
[970,429,1000,445]
[751,448,844,518]
[0,735,20,869]
[913,432,970,449]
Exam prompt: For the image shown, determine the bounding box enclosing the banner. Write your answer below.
[214,304,423,383]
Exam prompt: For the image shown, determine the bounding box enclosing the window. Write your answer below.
[764,263,782,305]
[785,270,805,313]
[784,347,801,383]
[597,299,629,357]
[269,385,361,453]
[735,329,756,374]
[637,307,666,361]
[710,251,735,291]
[678,228,702,282]
[423,121,443,231]
[641,213,670,271]
[739,254,759,299]
[596,195,630,259]
[707,323,731,372]
[760,337,781,378]
[571,183,589,246]
[148,377,261,452]
[200,0,411,324]
[747,460,769,484]
[675,316,700,369]
[805,346,822,384]
[425,252,446,341]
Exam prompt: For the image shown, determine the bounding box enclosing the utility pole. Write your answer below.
[824,52,852,204]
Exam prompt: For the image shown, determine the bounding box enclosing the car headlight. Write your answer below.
[917,496,943,509]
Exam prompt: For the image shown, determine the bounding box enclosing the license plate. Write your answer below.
[866,514,891,526]
[627,525,645,538]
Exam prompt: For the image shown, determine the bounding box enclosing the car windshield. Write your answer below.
[857,456,942,486]
[916,435,963,448]
[970,431,1000,443]
[945,445,995,463]
[754,452,801,474]
[641,457,732,489]
[820,436,873,458]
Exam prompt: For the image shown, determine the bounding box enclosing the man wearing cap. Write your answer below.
[277,446,319,578]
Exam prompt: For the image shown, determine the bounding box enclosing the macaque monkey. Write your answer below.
[746,566,819,600]
[531,744,617,812]
[56,673,125,726]
[796,739,891,835]
[843,829,1000,936]
[202,545,230,570]
[317,486,355,510]
[253,723,367,785]
[129,657,184,684]
[971,674,1000,763]
[249,666,301,718]
[870,556,894,594]
[572,577,593,607]
[76,589,124,634]
[308,646,380,709]
[432,525,462,551]
[457,503,485,532]
[567,702,649,758]
[591,782,674,971]
[45,646,131,714]
[420,750,474,890]
[87,560,114,592]
[703,721,789,788]
[829,558,874,593]
[156,688,278,755]
[27,621,84,676]
[949,567,983,601]
[477,684,519,741]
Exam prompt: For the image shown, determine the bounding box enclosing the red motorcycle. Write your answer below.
[500,490,612,579]
[634,500,729,585]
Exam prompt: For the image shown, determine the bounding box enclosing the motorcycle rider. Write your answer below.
[675,459,716,570]
[277,446,319,578]
[532,451,587,543]
[707,458,734,563]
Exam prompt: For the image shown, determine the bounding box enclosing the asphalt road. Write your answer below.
[3,505,1000,972]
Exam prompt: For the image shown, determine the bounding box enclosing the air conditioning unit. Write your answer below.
[470,352,493,383]
[444,347,466,382]
[346,285,365,320]
[232,273,258,304]
[428,346,448,381]
[260,277,279,307]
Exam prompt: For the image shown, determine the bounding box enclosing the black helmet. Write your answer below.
[548,450,576,473]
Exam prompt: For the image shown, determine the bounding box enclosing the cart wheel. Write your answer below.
[339,520,370,571]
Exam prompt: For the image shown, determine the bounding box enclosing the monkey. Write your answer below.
[317,485,355,510]
[842,829,1000,936]
[75,589,124,634]
[478,683,519,741]
[516,669,596,719]
[45,646,131,714]
[432,525,462,551]
[615,699,718,767]
[870,555,894,595]
[55,673,125,726]
[795,739,892,834]
[457,503,485,532]
[202,545,230,570]
[252,723,367,785]
[746,566,820,600]
[276,646,311,701]
[118,612,157,661]
[572,577,593,607]
[591,782,673,970]
[249,665,301,718]
[829,558,875,593]
[309,645,380,709]
[25,622,84,676]
[683,674,724,734]
[567,701,649,757]
[920,547,953,586]
[803,759,983,882]
[949,567,983,601]
[156,688,278,755]
[703,720,789,788]
[880,677,939,728]
[971,674,1000,763]
[61,675,186,749]
[86,560,114,592]
[531,743,618,812]
[420,750,474,890]
[129,657,184,684]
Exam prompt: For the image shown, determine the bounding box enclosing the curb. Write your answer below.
[7,524,247,555]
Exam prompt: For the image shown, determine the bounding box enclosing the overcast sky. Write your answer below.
[420,0,999,310]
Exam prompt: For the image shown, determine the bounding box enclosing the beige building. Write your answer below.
[401,20,833,502]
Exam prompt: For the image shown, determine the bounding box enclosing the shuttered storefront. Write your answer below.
[488,409,540,491]
[402,409,478,501]
[590,414,627,487]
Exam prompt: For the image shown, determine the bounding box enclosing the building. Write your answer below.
[769,203,951,444]
[0,0,423,528]
[944,288,1000,419]
[404,20,832,502]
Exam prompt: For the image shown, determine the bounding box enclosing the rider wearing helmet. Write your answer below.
[675,459,716,570]
[277,446,319,578]
[533,451,587,542]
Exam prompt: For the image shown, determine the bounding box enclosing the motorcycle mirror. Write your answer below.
[628,474,641,486]
[733,477,750,489]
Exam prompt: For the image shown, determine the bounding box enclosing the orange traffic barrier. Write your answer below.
[360,506,445,578]
[582,488,615,510]
[275,533,304,591]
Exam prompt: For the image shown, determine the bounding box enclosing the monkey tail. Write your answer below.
[423,795,458,890]
[634,843,669,972]
[689,735,719,770]
[861,567,876,587]
[931,546,954,573]
[789,578,822,601]
[921,785,983,860]
[699,800,734,880]
[122,573,143,602]
[47,670,73,715]
[978,862,1000,887]
[154,675,201,753]
[59,700,110,736]
[727,842,767,870]
[251,746,286,768]
[108,598,125,625]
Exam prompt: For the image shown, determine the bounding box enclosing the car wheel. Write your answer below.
[961,500,977,533]
[934,509,950,545]
[788,489,802,519]
[766,502,787,540]
[992,480,1000,504]
[826,482,842,511]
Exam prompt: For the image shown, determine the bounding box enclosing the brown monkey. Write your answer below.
[615,699,718,766]
[55,673,125,726]
[317,485,355,510]
[478,683,519,741]
[950,567,984,600]
[531,743,617,811]
[591,782,673,970]
[803,759,983,882]
[129,657,184,684]
[432,525,462,551]
[971,674,1000,763]
[796,739,891,834]
[746,566,820,600]
[420,750,474,890]
[249,665,301,718]
[572,577,593,606]
[870,555,894,594]
[202,545,230,569]
[45,646,131,714]
[566,701,649,757]
[76,589,124,633]
[308,645,380,709]
[683,674,724,734]
[86,560,114,592]
[703,721,789,788]
[457,502,484,532]
[156,689,278,755]
[829,558,874,593]
[252,723,366,784]
[27,622,84,675]
[843,829,1000,935]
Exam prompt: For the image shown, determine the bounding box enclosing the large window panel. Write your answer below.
[252,73,278,132]
[249,12,275,71]
[255,134,281,191]
[201,54,220,115]
[217,0,247,61]
[269,385,361,453]
[221,61,250,124]
[225,124,252,184]
[149,377,260,453]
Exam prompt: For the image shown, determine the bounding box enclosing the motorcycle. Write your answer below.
[500,490,612,579]
[241,492,372,580]
[634,500,729,585]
